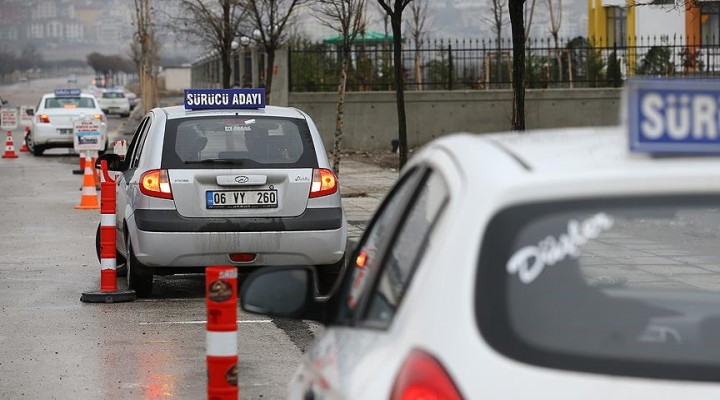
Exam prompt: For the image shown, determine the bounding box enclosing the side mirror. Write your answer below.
[1,99,7,105]
[25,108,34,116]
[95,153,122,171]
[240,266,329,322]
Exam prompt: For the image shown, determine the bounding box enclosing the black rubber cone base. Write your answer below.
[72,169,84,175]
[81,289,136,303]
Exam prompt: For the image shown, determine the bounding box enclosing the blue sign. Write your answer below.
[55,88,81,97]
[628,78,720,154]
[184,88,266,110]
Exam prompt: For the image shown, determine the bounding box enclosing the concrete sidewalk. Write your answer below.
[338,158,398,240]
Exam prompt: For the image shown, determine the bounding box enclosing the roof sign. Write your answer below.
[627,78,720,154]
[184,88,265,110]
[55,88,81,97]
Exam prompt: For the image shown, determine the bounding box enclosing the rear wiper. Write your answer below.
[184,158,245,165]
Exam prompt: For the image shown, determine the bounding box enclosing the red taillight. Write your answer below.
[355,250,368,268]
[38,114,50,123]
[229,253,257,263]
[391,350,463,400]
[139,169,173,199]
[309,168,338,198]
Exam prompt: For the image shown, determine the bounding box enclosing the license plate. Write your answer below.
[206,190,277,209]
[58,129,72,135]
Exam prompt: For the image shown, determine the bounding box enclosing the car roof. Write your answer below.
[160,105,307,120]
[43,92,96,99]
[436,126,720,177]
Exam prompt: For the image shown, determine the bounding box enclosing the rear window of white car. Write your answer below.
[102,92,125,99]
[161,116,318,169]
[477,195,720,382]
[44,97,96,109]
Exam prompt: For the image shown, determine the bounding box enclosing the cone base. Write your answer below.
[72,169,84,175]
[80,289,136,303]
[74,204,100,209]
[2,154,18,158]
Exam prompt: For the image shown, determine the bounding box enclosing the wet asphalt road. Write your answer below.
[0,76,320,399]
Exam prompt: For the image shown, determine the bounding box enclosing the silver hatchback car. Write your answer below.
[97,93,347,297]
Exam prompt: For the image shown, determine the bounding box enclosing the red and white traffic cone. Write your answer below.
[2,131,18,159]
[72,152,85,174]
[20,127,29,152]
[80,159,136,303]
[206,266,238,400]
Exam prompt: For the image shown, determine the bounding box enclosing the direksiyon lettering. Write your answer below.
[641,93,720,141]
[506,212,614,284]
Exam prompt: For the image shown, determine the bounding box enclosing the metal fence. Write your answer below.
[289,35,720,92]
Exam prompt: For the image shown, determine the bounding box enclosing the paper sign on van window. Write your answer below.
[506,213,614,284]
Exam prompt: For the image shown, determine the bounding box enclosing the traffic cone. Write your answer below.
[74,154,100,209]
[2,131,18,159]
[20,127,29,152]
[72,152,85,174]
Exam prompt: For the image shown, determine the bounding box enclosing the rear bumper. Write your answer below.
[127,208,347,268]
[133,207,343,232]
[32,124,107,148]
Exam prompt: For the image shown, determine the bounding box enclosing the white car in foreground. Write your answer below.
[28,89,107,156]
[240,79,720,399]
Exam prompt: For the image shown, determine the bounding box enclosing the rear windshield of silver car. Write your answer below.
[161,116,318,169]
[45,97,96,108]
[477,195,720,382]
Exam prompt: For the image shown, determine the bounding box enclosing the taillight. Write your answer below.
[139,169,173,199]
[229,253,256,263]
[38,114,50,123]
[391,349,463,400]
[309,168,338,198]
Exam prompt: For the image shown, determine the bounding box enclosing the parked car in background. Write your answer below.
[122,88,139,110]
[97,89,131,117]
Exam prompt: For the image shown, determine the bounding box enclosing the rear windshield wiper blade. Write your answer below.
[184,158,245,165]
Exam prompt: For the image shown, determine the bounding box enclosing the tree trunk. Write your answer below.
[391,16,408,169]
[509,0,526,131]
[265,49,275,104]
[222,50,232,88]
[332,45,350,175]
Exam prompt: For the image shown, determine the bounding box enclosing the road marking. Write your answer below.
[139,320,273,325]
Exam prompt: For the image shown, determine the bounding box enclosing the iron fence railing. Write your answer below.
[289,35,720,92]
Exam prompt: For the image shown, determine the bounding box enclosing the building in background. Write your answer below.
[587,0,720,76]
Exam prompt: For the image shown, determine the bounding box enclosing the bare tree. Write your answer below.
[487,0,507,86]
[546,0,562,81]
[243,0,305,104]
[524,0,537,43]
[133,0,159,113]
[167,0,246,89]
[377,0,413,169]
[407,0,429,91]
[509,0,526,131]
[314,0,368,174]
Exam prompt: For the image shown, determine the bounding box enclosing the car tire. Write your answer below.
[26,132,44,156]
[126,236,153,298]
[316,254,346,296]
[95,223,127,276]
